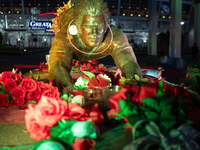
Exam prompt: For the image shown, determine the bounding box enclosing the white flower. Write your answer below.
[74,77,89,86]
[99,74,111,82]
[71,120,97,138]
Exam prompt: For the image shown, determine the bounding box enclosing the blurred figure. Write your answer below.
[191,43,199,60]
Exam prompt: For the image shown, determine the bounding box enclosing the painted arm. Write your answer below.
[111,30,142,79]
[48,34,75,91]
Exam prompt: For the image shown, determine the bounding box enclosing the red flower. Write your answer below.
[107,85,132,117]
[133,85,157,104]
[37,81,52,92]
[71,137,96,150]
[150,80,167,89]
[21,77,37,92]
[3,78,17,93]
[25,104,51,140]
[26,87,42,102]
[0,93,10,107]
[11,86,26,99]
[0,71,15,82]
[62,103,86,120]
[84,103,105,123]
[9,98,25,106]
[41,86,60,100]
[34,96,67,127]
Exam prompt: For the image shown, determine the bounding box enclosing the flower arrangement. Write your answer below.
[50,0,74,35]
[0,69,60,107]
[74,70,122,90]
[24,96,104,149]
[1,67,200,150]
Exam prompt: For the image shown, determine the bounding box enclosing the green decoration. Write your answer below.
[134,74,140,81]
[61,94,68,100]
[82,71,95,79]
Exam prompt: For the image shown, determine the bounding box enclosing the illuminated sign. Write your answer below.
[29,21,53,32]
[29,21,52,29]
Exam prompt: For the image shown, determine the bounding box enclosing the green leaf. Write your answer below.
[141,78,151,83]
[142,97,160,112]
[127,114,141,125]
[6,95,10,101]
[145,111,159,120]
[82,71,95,79]
[119,99,127,110]
[160,120,176,134]
[134,74,140,81]
[159,97,175,110]
[160,105,172,117]
[119,76,126,84]
[145,121,161,137]
[123,105,131,116]
[61,94,68,100]
[159,80,164,89]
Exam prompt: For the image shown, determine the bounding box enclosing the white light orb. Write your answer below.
[69,25,78,35]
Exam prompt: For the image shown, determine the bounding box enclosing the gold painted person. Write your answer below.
[49,0,142,91]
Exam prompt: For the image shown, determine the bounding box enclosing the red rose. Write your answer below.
[84,103,105,123]
[11,86,26,99]
[9,98,25,106]
[71,138,96,150]
[26,87,42,102]
[41,86,60,100]
[25,104,51,140]
[107,85,132,117]
[0,93,10,107]
[133,85,157,104]
[34,96,67,127]
[62,103,86,121]
[4,78,17,93]
[37,81,52,92]
[0,71,15,82]
[21,77,37,92]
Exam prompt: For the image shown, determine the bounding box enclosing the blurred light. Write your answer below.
[123,13,125,16]
[138,14,141,17]
[69,25,78,35]
[162,16,165,18]
[112,6,115,8]
[183,11,185,13]
[144,8,147,10]
[143,40,146,43]
[57,4,59,6]
[130,14,133,16]
[8,11,10,14]
[2,4,4,6]
[18,39,20,41]
[19,17,21,19]
[24,49,26,51]
[180,21,184,25]
[29,4,31,6]
[169,16,171,19]
[20,3,22,6]
[44,39,46,41]
[17,11,19,13]
[38,4,40,6]
[129,7,131,9]
[48,4,50,6]
[161,11,163,13]
[11,4,13,6]
[146,15,148,17]
[120,6,123,8]
[137,7,139,9]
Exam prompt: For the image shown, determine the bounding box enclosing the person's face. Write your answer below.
[80,15,106,47]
